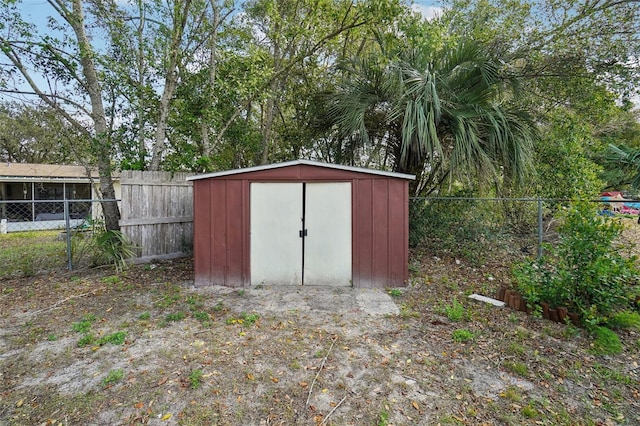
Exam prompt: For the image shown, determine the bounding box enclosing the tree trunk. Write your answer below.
[260,30,281,166]
[200,1,220,159]
[69,0,120,231]
[149,0,192,171]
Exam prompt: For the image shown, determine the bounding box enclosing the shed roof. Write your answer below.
[186,160,415,181]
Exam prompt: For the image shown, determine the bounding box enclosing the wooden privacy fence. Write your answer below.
[119,171,193,262]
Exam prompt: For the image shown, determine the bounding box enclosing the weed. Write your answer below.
[72,314,97,333]
[501,385,522,401]
[102,369,124,387]
[47,334,57,341]
[97,331,127,346]
[186,295,205,310]
[138,312,151,320]
[504,361,529,377]
[154,286,182,309]
[563,323,581,338]
[226,312,259,325]
[241,312,259,324]
[399,304,420,318]
[444,299,466,322]
[102,275,121,284]
[387,288,402,298]
[193,311,210,324]
[592,363,634,385]
[507,312,520,323]
[521,403,538,418]
[590,326,622,355]
[77,334,95,347]
[212,301,224,311]
[236,289,245,297]
[452,329,474,343]
[289,359,301,370]
[188,369,204,389]
[507,342,526,356]
[377,407,390,426]
[165,312,186,322]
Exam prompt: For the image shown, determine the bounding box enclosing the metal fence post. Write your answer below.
[537,198,543,259]
[64,198,73,270]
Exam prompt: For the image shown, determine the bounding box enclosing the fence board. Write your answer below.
[120,171,193,262]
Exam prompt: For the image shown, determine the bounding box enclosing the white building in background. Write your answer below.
[0,163,121,233]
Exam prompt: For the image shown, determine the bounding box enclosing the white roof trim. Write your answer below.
[186,160,416,181]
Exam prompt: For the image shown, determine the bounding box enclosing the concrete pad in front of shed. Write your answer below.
[196,285,399,316]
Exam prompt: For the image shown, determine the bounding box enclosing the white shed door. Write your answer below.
[304,182,352,286]
[250,182,351,286]
[250,183,303,285]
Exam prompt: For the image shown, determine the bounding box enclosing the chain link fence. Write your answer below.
[3,196,636,279]
[0,199,118,278]
[408,197,639,265]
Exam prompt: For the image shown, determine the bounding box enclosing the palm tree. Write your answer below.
[608,144,640,189]
[315,38,536,196]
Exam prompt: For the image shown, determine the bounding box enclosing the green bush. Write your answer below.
[514,202,639,326]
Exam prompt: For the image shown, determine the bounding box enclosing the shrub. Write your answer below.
[94,229,136,272]
[514,203,639,326]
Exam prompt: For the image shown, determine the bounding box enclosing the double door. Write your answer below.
[250,182,351,286]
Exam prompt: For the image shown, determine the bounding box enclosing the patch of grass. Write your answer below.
[590,326,622,355]
[444,299,466,322]
[0,231,65,278]
[154,286,182,309]
[289,359,301,370]
[592,363,634,385]
[399,304,420,318]
[377,407,390,426]
[193,311,210,324]
[102,369,124,387]
[97,331,127,346]
[503,361,529,377]
[501,385,522,401]
[138,312,150,320]
[188,369,203,389]
[387,288,402,298]
[521,403,538,419]
[165,312,186,322]
[77,333,95,347]
[71,314,97,333]
[102,275,121,284]
[607,311,640,330]
[212,301,224,312]
[186,295,205,309]
[507,342,526,356]
[452,329,474,343]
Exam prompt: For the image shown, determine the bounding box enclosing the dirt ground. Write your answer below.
[1,251,639,425]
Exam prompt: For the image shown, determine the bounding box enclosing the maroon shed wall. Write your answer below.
[191,162,411,288]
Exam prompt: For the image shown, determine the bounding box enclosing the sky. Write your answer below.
[412,1,444,20]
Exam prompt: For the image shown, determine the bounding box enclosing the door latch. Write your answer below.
[299,229,307,238]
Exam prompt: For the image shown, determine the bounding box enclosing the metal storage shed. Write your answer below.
[187,160,415,288]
